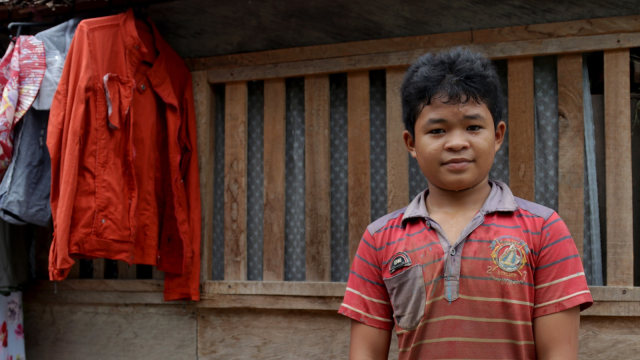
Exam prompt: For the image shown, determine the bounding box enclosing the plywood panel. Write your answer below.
[347,71,371,261]
[305,75,331,281]
[557,54,585,257]
[507,57,535,200]
[603,49,633,286]
[262,78,286,281]
[192,70,215,282]
[386,67,409,211]
[24,303,196,360]
[224,82,248,280]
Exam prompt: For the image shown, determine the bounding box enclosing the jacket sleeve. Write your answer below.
[164,70,202,301]
[47,22,93,280]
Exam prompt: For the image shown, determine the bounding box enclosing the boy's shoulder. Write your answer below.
[512,196,556,222]
[366,207,407,235]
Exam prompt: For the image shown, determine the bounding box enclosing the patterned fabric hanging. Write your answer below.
[0,292,25,360]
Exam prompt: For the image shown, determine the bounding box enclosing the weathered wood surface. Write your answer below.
[579,316,640,359]
[262,78,287,281]
[507,57,535,201]
[386,67,409,211]
[223,82,248,280]
[192,70,215,282]
[24,303,196,360]
[305,75,331,281]
[347,71,371,262]
[603,49,633,286]
[556,54,585,257]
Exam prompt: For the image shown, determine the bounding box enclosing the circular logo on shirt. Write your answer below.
[490,237,529,273]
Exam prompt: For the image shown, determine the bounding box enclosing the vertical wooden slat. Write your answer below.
[67,262,80,279]
[604,49,633,286]
[262,79,286,281]
[192,70,215,282]
[507,57,535,200]
[386,67,409,211]
[347,71,371,262]
[92,259,105,279]
[557,54,585,257]
[117,261,137,279]
[305,75,331,281]
[224,82,248,280]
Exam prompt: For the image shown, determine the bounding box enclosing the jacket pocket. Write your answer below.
[383,265,426,330]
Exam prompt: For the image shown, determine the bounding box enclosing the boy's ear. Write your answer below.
[403,130,417,158]
[494,121,506,152]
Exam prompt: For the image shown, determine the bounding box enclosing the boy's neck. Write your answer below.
[425,178,492,216]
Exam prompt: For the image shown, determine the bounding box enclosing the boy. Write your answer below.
[339,48,593,359]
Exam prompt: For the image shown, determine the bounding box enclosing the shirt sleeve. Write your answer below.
[47,21,94,281]
[533,212,593,318]
[339,229,394,330]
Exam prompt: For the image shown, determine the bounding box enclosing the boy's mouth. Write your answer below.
[442,157,473,170]
[442,157,472,165]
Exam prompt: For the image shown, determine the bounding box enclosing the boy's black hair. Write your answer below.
[401,47,505,137]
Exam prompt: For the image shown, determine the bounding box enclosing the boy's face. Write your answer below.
[403,96,505,193]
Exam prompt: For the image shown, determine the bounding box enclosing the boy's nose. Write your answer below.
[444,131,470,151]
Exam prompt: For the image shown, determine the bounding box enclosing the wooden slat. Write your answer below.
[224,82,248,280]
[262,79,286,281]
[188,15,640,70]
[557,54,585,257]
[347,71,371,261]
[507,57,535,200]
[386,67,409,211]
[92,259,105,279]
[305,75,331,281]
[603,49,633,286]
[192,70,215,282]
[206,33,640,83]
[67,262,80,279]
[204,281,345,297]
[117,261,137,279]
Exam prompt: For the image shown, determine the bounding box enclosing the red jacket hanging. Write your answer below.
[47,10,201,301]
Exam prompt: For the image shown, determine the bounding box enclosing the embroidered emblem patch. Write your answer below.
[489,237,530,274]
[389,252,412,274]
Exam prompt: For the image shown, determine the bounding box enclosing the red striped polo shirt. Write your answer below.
[339,181,592,359]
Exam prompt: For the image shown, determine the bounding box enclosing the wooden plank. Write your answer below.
[188,15,640,70]
[578,317,640,358]
[117,261,137,279]
[305,75,331,281]
[557,54,585,257]
[92,259,105,279]
[603,49,633,286]
[507,57,535,200]
[192,70,215,282]
[347,71,371,262]
[203,281,345,297]
[386,67,409,211]
[224,82,248,280]
[206,33,640,83]
[262,78,286,281]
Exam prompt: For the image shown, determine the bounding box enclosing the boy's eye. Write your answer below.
[467,125,482,131]
[428,128,445,135]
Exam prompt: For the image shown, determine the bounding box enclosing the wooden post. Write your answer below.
[192,70,215,282]
[224,82,248,280]
[603,49,634,286]
[305,75,331,281]
[386,67,409,211]
[557,55,585,257]
[508,57,535,201]
[262,79,286,281]
[347,71,371,262]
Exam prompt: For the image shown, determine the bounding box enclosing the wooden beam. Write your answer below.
[603,49,633,286]
[507,57,535,200]
[386,67,409,211]
[188,15,640,71]
[305,75,331,281]
[262,79,286,281]
[224,82,248,281]
[347,71,371,262]
[557,54,585,257]
[192,70,215,282]
[203,281,345,297]
[205,33,640,83]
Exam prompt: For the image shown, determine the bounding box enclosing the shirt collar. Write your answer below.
[401,180,518,224]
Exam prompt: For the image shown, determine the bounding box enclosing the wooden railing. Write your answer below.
[49,14,639,316]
